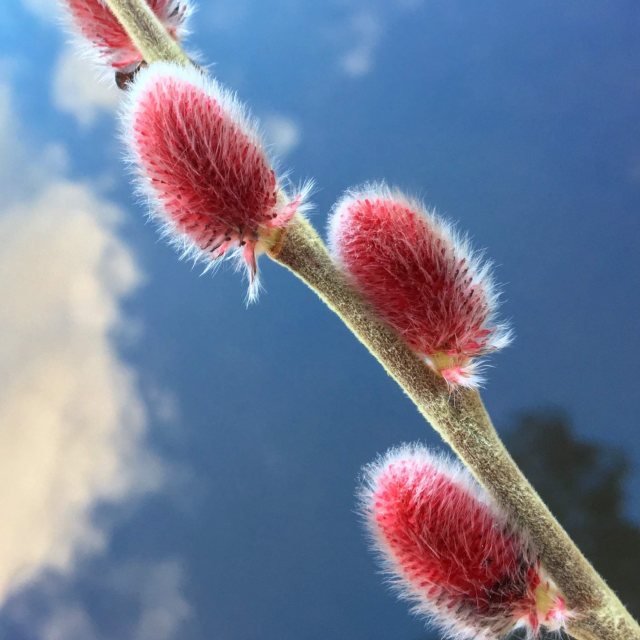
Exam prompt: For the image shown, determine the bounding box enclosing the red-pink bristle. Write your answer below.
[329,186,512,388]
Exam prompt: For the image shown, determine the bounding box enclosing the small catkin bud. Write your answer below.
[328,185,512,387]
[63,0,190,70]
[121,62,309,300]
[360,444,569,640]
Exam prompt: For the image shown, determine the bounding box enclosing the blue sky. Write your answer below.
[0,1,638,639]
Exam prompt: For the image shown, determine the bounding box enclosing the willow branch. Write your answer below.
[104,1,640,638]
[269,216,640,640]
[104,0,189,65]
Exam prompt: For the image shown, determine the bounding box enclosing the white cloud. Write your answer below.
[263,114,302,157]
[20,0,60,21]
[339,9,383,78]
[0,84,70,200]
[0,181,164,601]
[335,1,422,78]
[115,561,191,640]
[6,561,190,640]
[40,605,99,640]
[341,47,374,77]
[0,81,163,606]
[52,48,121,128]
[27,0,121,127]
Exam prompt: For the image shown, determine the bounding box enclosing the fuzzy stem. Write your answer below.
[104,0,190,65]
[269,216,640,640]
[101,1,639,637]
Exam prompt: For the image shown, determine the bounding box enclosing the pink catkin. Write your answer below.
[64,0,190,68]
[360,445,568,640]
[328,186,511,387]
[122,62,307,300]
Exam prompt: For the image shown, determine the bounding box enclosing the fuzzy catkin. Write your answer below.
[121,62,308,299]
[329,185,511,387]
[360,444,567,639]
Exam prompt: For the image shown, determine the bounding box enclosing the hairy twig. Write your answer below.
[103,0,189,65]
[270,217,639,640]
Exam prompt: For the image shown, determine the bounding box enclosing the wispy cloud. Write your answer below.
[52,47,120,128]
[20,0,59,21]
[0,79,163,606]
[335,0,424,78]
[22,0,120,128]
[339,9,383,78]
[0,84,69,201]
[112,561,191,640]
[4,560,191,640]
[263,113,302,157]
